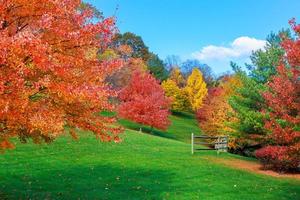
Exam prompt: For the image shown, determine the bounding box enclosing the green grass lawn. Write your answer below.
[0,113,300,199]
[119,111,201,143]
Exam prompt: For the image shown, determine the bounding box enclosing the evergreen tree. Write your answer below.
[228,30,292,155]
[147,53,169,81]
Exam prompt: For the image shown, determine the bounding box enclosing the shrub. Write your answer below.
[256,145,300,172]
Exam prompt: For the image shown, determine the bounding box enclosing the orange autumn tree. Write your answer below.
[196,75,241,145]
[118,71,171,131]
[0,0,123,150]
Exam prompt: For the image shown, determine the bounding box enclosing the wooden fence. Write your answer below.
[191,133,228,154]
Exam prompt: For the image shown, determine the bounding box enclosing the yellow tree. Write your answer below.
[185,68,208,111]
[162,79,191,111]
[169,67,186,87]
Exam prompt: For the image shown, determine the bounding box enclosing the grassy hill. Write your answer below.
[0,114,299,199]
[119,111,201,143]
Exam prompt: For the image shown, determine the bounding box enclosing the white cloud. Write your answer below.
[192,36,266,61]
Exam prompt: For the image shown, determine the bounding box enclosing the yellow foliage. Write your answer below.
[85,47,99,60]
[199,97,237,136]
[185,68,208,111]
[127,58,148,72]
[169,67,185,87]
[162,79,178,97]
[162,79,191,111]
[98,49,119,61]
[221,75,243,98]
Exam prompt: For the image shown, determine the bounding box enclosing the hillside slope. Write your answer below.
[0,114,299,199]
[119,112,201,143]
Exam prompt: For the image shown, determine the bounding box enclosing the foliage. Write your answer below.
[185,68,208,111]
[227,30,291,155]
[196,75,242,149]
[248,29,291,83]
[161,79,191,112]
[106,56,147,89]
[181,59,215,87]
[196,87,226,135]
[229,73,267,136]
[0,0,123,150]
[169,67,186,87]
[118,71,171,130]
[147,53,169,81]
[98,48,119,62]
[255,20,300,172]
[256,145,300,172]
[111,32,168,82]
[112,32,150,61]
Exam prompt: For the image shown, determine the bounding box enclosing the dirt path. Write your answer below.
[204,156,300,180]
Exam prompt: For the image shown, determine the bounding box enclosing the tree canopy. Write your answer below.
[0,0,123,150]
[118,71,171,130]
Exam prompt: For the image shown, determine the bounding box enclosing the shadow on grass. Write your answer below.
[139,127,176,140]
[0,192,8,200]
[171,111,195,120]
[118,119,176,140]
[0,164,176,199]
[102,111,198,142]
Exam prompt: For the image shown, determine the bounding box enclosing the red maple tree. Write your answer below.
[118,71,171,130]
[0,0,123,150]
[256,19,300,171]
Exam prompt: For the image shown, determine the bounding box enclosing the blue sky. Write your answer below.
[86,0,300,74]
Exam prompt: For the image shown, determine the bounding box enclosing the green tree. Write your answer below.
[112,32,168,82]
[228,30,292,155]
[248,29,291,83]
[229,72,266,136]
[112,32,150,61]
[147,53,169,81]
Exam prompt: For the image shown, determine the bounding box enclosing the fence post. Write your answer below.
[225,136,228,152]
[216,136,220,154]
[191,133,194,155]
